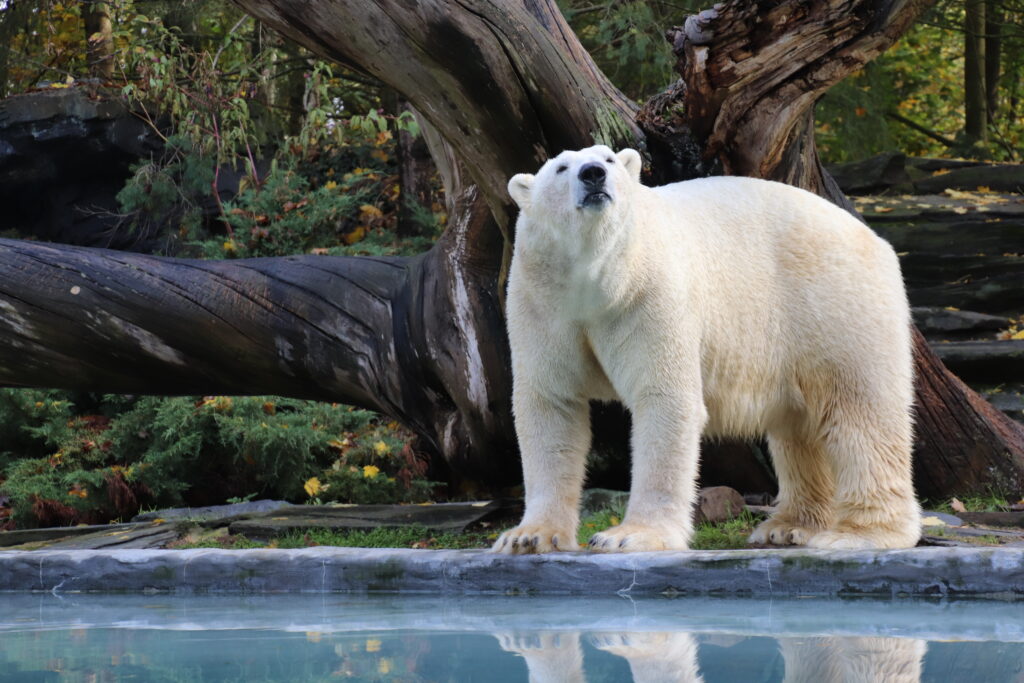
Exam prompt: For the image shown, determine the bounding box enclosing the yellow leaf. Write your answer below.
[874,206,893,213]
[304,477,322,497]
[976,186,992,192]
[373,441,389,456]
[363,465,380,479]
[324,180,337,190]
[360,204,383,219]
[342,226,366,245]
[609,516,620,526]
[222,240,236,252]
[1011,329,1024,340]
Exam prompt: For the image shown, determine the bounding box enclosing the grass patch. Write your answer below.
[930,493,1010,514]
[577,503,627,546]
[692,509,759,550]
[169,508,761,551]
[169,524,496,550]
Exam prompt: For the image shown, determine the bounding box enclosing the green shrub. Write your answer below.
[308,421,436,505]
[0,390,435,529]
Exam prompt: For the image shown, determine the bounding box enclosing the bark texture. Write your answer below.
[0,188,518,485]
[912,329,1024,496]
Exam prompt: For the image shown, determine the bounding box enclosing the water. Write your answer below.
[0,594,1021,682]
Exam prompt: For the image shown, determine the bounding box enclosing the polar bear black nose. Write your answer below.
[578,163,606,185]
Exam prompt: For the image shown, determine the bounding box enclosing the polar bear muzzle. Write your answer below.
[577,162,612,209]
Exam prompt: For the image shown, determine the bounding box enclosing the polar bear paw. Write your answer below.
[806,524,920,550]
[587,523,687,553]
[492,524,580,554]
[748,518,818,546]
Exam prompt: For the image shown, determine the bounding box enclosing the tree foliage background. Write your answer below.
[0,0,1020,529]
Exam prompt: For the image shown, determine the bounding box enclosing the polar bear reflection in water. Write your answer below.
[495,630,926,683]
[496,145,921,554]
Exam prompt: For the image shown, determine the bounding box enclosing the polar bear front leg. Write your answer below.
[589,390,705,552]
[493,392,590,554]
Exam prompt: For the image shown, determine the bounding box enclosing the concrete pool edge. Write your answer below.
[1,546,1022,597]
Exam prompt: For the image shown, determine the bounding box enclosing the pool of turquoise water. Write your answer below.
[0,594,1021,681]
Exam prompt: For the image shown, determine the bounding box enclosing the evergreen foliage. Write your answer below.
[0,389,436,529]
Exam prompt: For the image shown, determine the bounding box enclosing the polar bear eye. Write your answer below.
[606,157,614,163]
[556,164,568,174]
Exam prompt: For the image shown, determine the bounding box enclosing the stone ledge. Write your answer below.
[1,547,1022,597]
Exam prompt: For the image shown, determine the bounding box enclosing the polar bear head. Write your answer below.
[507,146,642,224]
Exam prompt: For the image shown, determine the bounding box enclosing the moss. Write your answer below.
[151,566,175,582]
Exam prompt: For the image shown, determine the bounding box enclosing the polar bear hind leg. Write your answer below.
[807,402,921,550]
[748,434,834,546]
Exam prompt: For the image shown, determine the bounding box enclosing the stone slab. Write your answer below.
[0,522,140,548]
[132,499,295,523]
[228,500,512,539]
[1,547,1022,597]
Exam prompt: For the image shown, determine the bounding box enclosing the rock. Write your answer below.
[980,387,1024,423]
[0,522,138,548]
[920,510,964,527]
[2,546,1024,597]
[826,151,911,195]
[45,522,180,549]
[829,154,1024,195]
[0,87,165,249]
[910,163,1024,194]
[912,307,1010,340]
[582,486,747,526]
[743,493,775,506]
[580,489,630,515]
[859,196,1024,316]
[0,522,180,550]
[132,499,295,523]
[906,157,986,173]
[958,511,1024,528]
[930,340,1024,384]
[228,500,514,540]
[694,486,746,525]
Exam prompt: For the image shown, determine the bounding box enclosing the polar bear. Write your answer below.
[493,145,921,554]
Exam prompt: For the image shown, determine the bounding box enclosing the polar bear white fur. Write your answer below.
[493,145,921,554]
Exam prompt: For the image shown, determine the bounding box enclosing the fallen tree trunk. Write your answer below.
[0,189,519,486]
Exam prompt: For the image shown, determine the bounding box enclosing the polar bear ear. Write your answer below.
[507,173,535,210]
[617,148,642,182]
